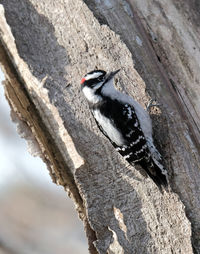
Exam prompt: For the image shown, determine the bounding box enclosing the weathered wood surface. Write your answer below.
[0,0,199,253]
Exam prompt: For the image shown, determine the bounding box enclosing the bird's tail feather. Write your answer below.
[136,158,168,188]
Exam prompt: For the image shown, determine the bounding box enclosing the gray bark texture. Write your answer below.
[0,0,199,253]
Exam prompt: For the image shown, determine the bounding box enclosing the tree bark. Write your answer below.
[0,0,199,253]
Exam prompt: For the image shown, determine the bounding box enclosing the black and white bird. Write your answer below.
[81,69,168,187]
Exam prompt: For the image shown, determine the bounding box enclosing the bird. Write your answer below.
[80,69,168,187]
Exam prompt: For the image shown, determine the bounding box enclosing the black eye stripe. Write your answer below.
[82,70,106,88]
[98,76,104,81]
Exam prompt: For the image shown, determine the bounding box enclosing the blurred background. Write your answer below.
[0,68,88,254]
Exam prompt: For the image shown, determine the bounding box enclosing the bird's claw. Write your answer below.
[146,99,160,112]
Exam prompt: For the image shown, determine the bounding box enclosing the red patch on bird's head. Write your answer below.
[81,78,86,84]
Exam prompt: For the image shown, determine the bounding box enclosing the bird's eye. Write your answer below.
[98,76,104,82]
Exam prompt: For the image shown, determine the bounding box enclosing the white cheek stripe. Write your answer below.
[82,86,102,104]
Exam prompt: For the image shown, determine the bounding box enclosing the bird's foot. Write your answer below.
[146,99,160,112]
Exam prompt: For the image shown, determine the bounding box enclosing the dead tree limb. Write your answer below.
[1,0,199,253]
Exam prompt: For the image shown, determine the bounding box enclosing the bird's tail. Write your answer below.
[138,158,168,188]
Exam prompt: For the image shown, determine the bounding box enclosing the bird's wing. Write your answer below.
[92,99,167,187]
[92,99,150,163]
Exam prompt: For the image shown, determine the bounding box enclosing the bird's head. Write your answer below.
[81,70,106,89]
[81,69,120,103]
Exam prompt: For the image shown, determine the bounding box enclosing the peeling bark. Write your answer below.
[0,0,199,253]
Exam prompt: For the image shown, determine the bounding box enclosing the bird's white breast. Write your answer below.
[93,109,125,146]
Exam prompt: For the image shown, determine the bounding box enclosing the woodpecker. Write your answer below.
[81,69,168,187]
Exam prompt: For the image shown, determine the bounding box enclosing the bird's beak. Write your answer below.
[106,69,120,82]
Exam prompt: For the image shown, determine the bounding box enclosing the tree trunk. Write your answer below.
[0,0,199,253]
